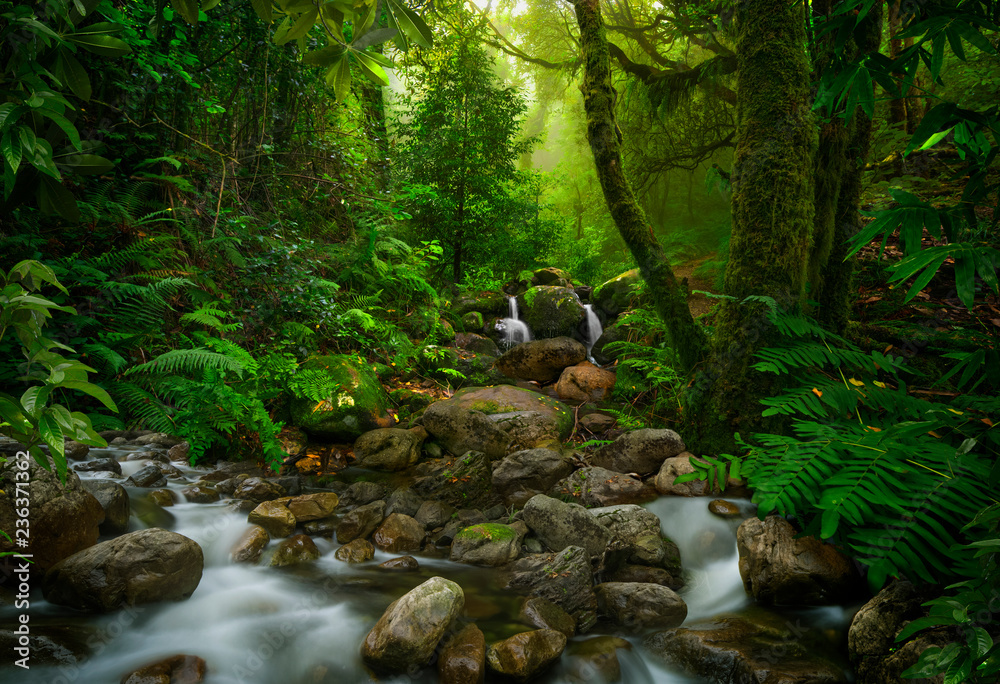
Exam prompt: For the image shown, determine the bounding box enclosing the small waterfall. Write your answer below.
[497,295,532,348]
[583,304,603,356]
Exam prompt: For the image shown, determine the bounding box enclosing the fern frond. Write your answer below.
[125,348,247,378]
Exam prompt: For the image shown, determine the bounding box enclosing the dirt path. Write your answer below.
[673,253,720,318]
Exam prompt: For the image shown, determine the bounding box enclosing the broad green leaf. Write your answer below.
[930,33,945,82]
[386,0,432,48]
[953,21,997,54]
[66,33,132,57]
[854,67,874,119]
[1,131,22,175]
[39,410,65,459]
[37,175,80,222]
[945,27,966,61]
[59,50,92,101]
[302,44,347,67]
[0,103,23,130]
[352,27,397,52]
[251,0,272,23]
[352,49,389,87]
[918,127,953,151]
[203,0,222,10]
[172,0,200,24]
[8,260,66,292]
[60,380,117,411]
[36,108,82,150]
[326,54,352,102]
[67,21,126,35]
[905,103,956,155]
[275,7,317,45]
[20,386,51,418]
[971,627,994,659]
[954,254,975,308]
[57,153,114,174]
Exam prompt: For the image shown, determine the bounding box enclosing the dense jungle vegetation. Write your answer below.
[2,0,1000,680]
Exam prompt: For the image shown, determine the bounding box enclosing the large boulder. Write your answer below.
[438,623,486,684]
[492,448,573,507]
[269,534,320,567]
[520,597,576,638]
[522,494,612,557]
[531,267,573,287]
[0,450,104,573]
[487,629,567,682]
[247,501,296,538]
[230,525,269,564]
[593,269,642,318]
[232,477,286,504]
[353,428,424,472]
[337,500,386,543]
[645,607,849,683]
[501,546,597,629]
[849,580,946,684]
[654,453,740,496]
[362,577,465,673]
[372,513,425,553]
[555,362,617,404]
[549,467,657,507]
[422,386,573,458]
[453,291,508,318]
[517,286,585,339]
[289,355,394,440]
[412,451,494,509]
[590,504,667,567]
[737,516,861,605]
[455,332,500,357]
[80,479,130,536]
[594,582,687,631]
[496,337,587,383]
[591,429,686,475]
[283,492,339,522]
[450,523,521,566]
[42,528,203,612]
[591,324,626,366]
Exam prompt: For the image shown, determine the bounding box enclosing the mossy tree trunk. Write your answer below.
[571,0,709,374]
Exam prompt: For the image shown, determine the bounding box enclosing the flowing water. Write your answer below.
[582,304,603,360]
[5,448,851,684]
[498,296,532,348]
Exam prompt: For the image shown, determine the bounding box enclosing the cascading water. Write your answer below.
[498,295,532,347]
[582,304,603,358]
[4,446,856,684]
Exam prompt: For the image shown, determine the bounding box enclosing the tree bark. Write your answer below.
[571,0,708,374]
[685,0,818,449]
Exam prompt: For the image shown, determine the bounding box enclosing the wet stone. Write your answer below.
[335,539,375,563]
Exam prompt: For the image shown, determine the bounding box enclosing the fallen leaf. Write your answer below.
[812,388,823,398]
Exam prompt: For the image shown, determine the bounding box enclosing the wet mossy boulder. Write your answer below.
[289,355,393,440]
[517,286,585,339]
[531,267,573,287]
[450,523,521,566]
[452,291,508,318]
[593,269,643,318]
[497,337,587,383]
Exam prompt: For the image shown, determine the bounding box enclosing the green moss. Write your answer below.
[455,523,517,543]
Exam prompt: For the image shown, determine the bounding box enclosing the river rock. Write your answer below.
[386,488,423,517]
[849,580,945,684]
[645,606,849,684]
[0,452,105,573]
[500,546,597,628]
[42,528,203,612]
[269,534,320,567]
[532,266,573,287]
[412,451,495,509]
[336,499,385,543]
[708,499,741,517]
[284,492,339,522]
[149,489,175,507]
[737,516,860,605]
[340,480,392,507]
[654,453,716,496]
[453,290,507,318]
[580,412,616,433]
[550,467,657,507]
[336,538,375,563]
[451,523,521,566]
[232,477,286,504]
[75,458,123,475]
[564,636,630,684]
[487,629,567,682]
[522,494,612,557]
[126,464,167,488]
[607,564,683,591]
[61,440,90,461]
[78,479,129,536]
[591,324,626,366]
[379,555,419,571]
[231,525,269,564]
[414,500,456,529]
[135,432,183,448]
[461,310,485,331]
[496,337,587,382]
[595,582,687,631]
[492,448,573,507]
[517,286,585,340]
[593,269,642,318]
[590,504,666,566]
[591,429,686,475]
[423,385,573,457]
[438,623,486,684]
[181,485,220,504]
[362,576,465,673]
[555,362,617,404]
[373,513,425,553]
[248,501,296,538]
[520,597,576,637]
[289,355,394,440]
[120,654,207,684]
[354,428,424,472]
[455,332,500,357]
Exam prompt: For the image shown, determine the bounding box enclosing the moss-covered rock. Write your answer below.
[451,523,521,566]
[453,291,508,318]
[593,269,643,318]
[517,286,585,339]
[289,355,393,440]
[531,267,574,287]
[461,311,484,331]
